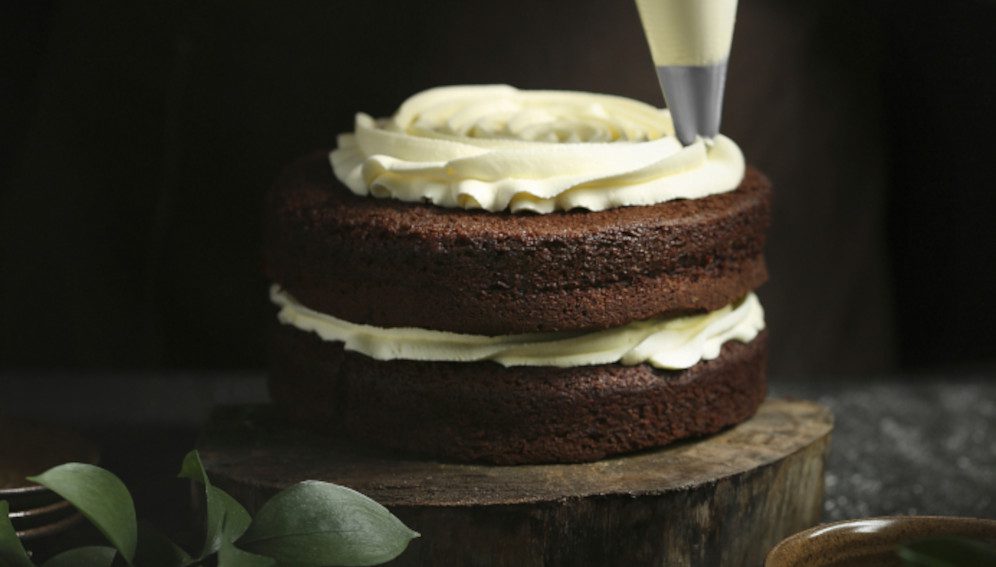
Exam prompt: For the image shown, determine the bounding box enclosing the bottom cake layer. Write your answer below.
[269,327,768,465]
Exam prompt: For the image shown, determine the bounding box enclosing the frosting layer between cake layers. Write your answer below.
[330,85,744,213]
[271,285,764,370]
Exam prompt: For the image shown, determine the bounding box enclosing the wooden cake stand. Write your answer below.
[198,398,832,566]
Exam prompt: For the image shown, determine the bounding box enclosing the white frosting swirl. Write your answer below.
[271,285,764,370]
[330,85,745,213]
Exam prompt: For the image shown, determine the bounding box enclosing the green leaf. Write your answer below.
[217,540,276,567]
[132,521,189,567]
[42,546,116,567]
[211,487,251,544]
[238,481,419,567]
[178,450,250,557]
[0,501,34,567]
[28,464,137,565]
[898,537,996,567]
[215,511,275,567]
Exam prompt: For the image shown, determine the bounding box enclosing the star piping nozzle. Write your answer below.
[653,60,728,146]
[634,0,739,146]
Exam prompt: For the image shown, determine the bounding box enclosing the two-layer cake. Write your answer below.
[264,85,770,464]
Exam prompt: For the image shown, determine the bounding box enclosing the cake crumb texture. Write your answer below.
[264,151,771,334]
[270,325,768,465]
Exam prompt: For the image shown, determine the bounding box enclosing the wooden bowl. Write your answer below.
[15,511,84,541]
[765,516,996,567]
[16,511,89,562]
[0,484,64,513]
[8,499,75,532]
[0,418,99,511]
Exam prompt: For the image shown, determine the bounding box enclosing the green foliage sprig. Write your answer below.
[0,450,419,567]
[897,537,996,567]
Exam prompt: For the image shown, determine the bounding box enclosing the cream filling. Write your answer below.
[634,0,739,66]
[271,285,764,370]
[330,85,745,214]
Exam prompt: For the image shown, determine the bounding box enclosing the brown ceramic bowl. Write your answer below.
[765,516,996,567]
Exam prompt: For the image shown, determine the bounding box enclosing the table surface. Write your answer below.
[776,379,996,521]
[3,373,994,527]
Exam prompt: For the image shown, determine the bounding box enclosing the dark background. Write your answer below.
[2,0,994,378]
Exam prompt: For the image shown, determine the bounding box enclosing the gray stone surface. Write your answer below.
[773,379,996,520]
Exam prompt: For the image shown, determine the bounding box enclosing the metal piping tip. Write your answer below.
[655,59,728,146]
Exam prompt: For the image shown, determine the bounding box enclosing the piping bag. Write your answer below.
[634,0,738,146]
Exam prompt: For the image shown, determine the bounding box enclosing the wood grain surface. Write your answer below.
[199,398,832,566]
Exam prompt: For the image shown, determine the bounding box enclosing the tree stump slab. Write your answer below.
[198,398,832,566]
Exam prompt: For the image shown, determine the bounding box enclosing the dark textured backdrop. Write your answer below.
[2,0,994,376]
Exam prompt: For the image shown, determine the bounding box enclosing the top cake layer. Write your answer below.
[263,151,770,335]
[265,85,769,336]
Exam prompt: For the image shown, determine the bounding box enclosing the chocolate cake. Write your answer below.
[264,85,771,464]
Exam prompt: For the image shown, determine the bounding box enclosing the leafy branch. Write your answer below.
[898,537,996,567]
[0,450,418,567]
